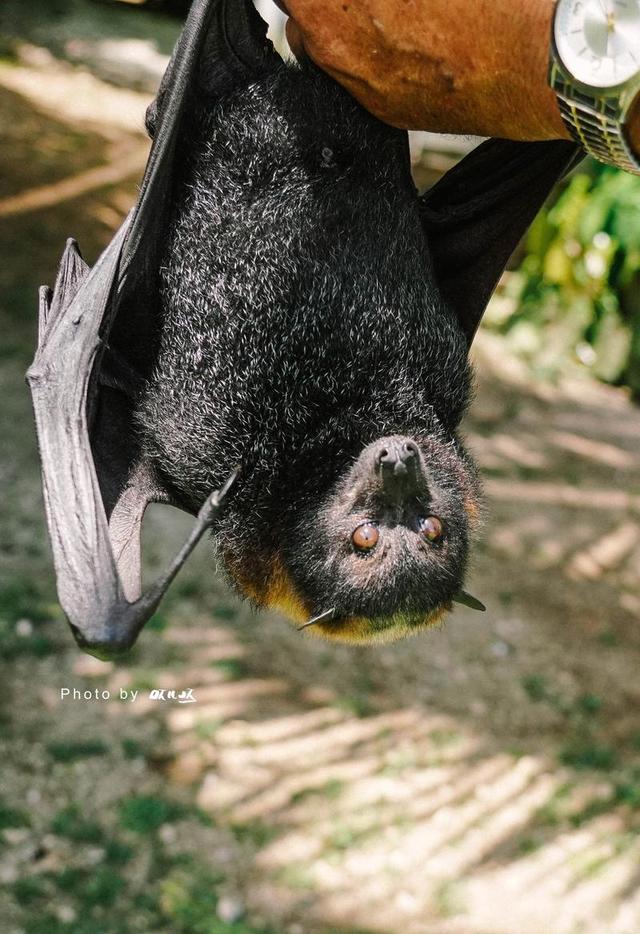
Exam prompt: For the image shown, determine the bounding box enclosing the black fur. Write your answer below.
[138,58,479,641]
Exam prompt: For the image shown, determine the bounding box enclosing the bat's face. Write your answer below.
[229,434,481,644]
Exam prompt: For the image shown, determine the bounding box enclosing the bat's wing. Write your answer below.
[419,138,584,343]
[26,0,278,659]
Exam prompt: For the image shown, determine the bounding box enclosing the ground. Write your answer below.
[1,23,640,934]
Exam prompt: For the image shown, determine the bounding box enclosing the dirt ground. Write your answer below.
[2,25,640,934]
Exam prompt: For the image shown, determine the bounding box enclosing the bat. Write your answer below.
[27,0,582,658]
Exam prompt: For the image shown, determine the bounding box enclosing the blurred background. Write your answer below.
[1,2,640,933]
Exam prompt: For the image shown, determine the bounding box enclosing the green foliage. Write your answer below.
[486,161,640,396]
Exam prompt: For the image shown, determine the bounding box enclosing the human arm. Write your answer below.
[279,0,640,151]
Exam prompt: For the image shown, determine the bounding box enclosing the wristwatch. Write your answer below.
[549,0,640,174]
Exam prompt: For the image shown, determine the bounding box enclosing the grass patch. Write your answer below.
[516,834,543,855]
[120,737,145,760]
[560,742,617,771]
[55,866,90,892]
[213,603,239,621]
[103,838,135,865]
[211,658,248,680]
[47,739,109,762]
[328,820,380,851]
[123,673,158,692]
[159,867,220,934]
[333,694,373,718]
[11,876,48,906]
[575,693,603,716]
[51,806,105,844]
[571,780,640,826]
[0,579,54,625]
[521,673,548,702]
[83,868,126,907]
[597,629,619,647]
[276,864,315,890]
[0,617,55,660]
[118,794,189,833]
[174,578,204,599]
[0,800,31,829]
[433,879,466,918]
[25,916,111,934]
[230,819,279,849]
[146,612,168,632]
[532,783,575,828]
[194,719,223,740]
[291,778,345,804]
[429,728,461,748]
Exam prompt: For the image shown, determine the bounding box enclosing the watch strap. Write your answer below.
[550,60,640,175]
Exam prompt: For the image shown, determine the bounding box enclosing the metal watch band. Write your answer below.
[550,61,640,175]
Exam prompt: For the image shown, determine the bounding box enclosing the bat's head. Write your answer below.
[225,431,481,644]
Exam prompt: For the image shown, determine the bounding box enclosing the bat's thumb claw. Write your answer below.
[218,467,240,500]
[198,468,240,526]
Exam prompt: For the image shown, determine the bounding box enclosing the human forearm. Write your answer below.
[282,0,572,140]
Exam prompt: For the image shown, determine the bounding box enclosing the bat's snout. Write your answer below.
[373,436,424,498]
[376,438,419,474]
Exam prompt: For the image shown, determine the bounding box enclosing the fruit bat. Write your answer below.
[27,0,582,658]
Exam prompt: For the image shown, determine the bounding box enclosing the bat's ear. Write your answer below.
[419,139,583,344]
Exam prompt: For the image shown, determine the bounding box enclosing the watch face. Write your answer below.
[555,0,640,89]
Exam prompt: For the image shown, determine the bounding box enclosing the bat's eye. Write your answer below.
[352,522,379,553]
[419,516,443,543]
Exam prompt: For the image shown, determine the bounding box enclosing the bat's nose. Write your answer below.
[376,439,419,477]
[374,437,426,500]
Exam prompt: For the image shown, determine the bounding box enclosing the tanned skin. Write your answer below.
[277,0,640,152]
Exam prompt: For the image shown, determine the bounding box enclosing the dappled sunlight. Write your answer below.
[483,478,640,511]
[101,603,640,933]
[567,522,639,581]
[0,56,151,136]
[549,430,636,470]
